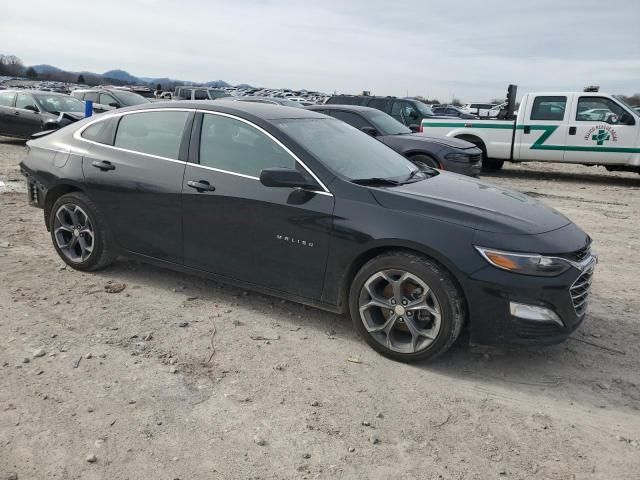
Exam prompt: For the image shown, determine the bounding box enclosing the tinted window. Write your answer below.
[195,90,208,100]
[445,108,459,115]
[199,113,295,177]
[114,111,189,159]
[329,111,371,129]
[16,93,36,110]
[368,112,411,135]
[576,96,628,122]
[100,93,116,106]
[367,98,391,113]
[84,92,99,103]
[112,90,149,106]
[0,92,15,107]
[530,96,566,121]
[35,94,84,114]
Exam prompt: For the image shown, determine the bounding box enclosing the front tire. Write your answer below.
[349,251,465,362]
[49,192,116,271]
[410,154,440,171]
[482,158,504,171]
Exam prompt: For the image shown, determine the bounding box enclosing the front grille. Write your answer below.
[570,264,594,317]
[514,319,563,339]
[567,244,591,263]
[468,153,482,164]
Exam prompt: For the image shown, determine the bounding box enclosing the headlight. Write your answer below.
[474,246,571,276]
[444,152,471,162]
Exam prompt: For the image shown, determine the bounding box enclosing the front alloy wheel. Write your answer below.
[359,269,442,354]
[349,251,465,362]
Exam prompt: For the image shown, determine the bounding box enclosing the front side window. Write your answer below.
[112,90,149,106]
[199,113,295,177]
[367,112,411,135]
[367,98,391,113]
[530,96,567,121]
[0,91,15,107]
[16,93,37,110]
[275,118,416,181]
[114,111,189,159]
[195,90,208,100]
[576,96,630,123]
[100,93,116,106]
[84,92,99,103]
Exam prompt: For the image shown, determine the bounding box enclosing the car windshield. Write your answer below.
[367,112,411,135]
[614,95,639,116]
[275,118,418,181]
[34,94,84,114]
[113,90,150,106]
[415,102,434,116]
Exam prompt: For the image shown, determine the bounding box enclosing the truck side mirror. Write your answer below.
[605,113,619,125]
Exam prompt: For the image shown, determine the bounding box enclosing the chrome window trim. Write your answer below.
[72,107,333,196]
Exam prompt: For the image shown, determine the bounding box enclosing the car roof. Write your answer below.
[112,99,325,120]
[307,104,379,114]
[2,89,68,96]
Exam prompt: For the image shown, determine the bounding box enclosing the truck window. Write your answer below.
[576,97,629,123]
[195,90,208,100]
[530,96,567,121]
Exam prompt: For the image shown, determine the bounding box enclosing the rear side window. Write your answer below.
[530,96,567,121]
[199,113,295,178]
[367,98,391,113]
[195,90,208,100]
[114,111,190,159]
[81,119,115,144]
[0,92,15,107]
[328,111,371,129]
[84,92,99,103]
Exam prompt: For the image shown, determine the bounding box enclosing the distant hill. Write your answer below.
[32,64,64,74]
[102,69,140,83]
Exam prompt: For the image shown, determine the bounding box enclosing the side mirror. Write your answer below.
[260,168,310,189]
[108,102,120,108]
[360,126,379,137]
[409,124,420,132]
[24,105,38,112]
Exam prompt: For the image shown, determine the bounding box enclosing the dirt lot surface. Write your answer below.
[1,136,639,479]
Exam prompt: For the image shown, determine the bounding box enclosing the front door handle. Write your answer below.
[14,111,20,116]
[523,126,531,134]
[187,180,216,192]
[92,160,115,171]
[569,126,577,135]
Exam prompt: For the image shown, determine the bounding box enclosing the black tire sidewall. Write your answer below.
[410,155,440,170]
[349,253,463,362]
[49,192,108,271]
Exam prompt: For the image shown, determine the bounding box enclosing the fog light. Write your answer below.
[509,302,564,326]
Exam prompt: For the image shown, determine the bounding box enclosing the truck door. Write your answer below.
[516,95,569,162]
[563,95,636,165]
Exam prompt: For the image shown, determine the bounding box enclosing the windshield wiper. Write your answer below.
[351,177,401,186]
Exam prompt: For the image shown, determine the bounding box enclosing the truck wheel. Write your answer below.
[349,251,465,363]
[482,158,504,171]
[410,154,440,170]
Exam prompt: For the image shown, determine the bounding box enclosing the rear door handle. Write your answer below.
[569,126,577,135]
[187,180,216,192]
[14,111,20,116]
[92,160,115,171]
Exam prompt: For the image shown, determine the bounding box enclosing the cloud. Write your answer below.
[1,0,638,99]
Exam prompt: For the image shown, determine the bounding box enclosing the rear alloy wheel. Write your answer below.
[50,192,116,271]
[349,251,465,362]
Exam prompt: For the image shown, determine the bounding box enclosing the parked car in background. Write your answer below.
[431,106,478,119]
[173,86,230,101]
[307,105,482,176]
[461,103,499,117]
[0,90,85,138]
[227,96,304,108]
[71,88,149,114]
[325,95,438,130]
[20,101,595,362]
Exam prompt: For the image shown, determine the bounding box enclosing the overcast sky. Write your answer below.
[2,0,639,101]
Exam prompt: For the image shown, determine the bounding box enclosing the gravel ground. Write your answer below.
[1,136,639,479]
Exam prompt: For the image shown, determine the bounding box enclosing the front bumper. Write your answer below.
[463,255,596,346]
[440,149,483,177]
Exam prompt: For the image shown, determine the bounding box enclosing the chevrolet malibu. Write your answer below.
[20,101,596,362]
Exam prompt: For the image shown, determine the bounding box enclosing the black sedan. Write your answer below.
[0,90,85,139]
[431,105,478,119]
[307,105,482,176]
[20,101,596,362]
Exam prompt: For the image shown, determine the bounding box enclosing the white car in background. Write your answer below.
[461,102,499,117]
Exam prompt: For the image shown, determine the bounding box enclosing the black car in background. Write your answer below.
[20,101,595,362]
[431,105,477,119]
[307,105,482,176]
[325,95,438,130]
[71,88,149,114]
[0,90,85,138]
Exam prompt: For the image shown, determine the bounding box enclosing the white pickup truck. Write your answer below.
[421,91,640,174]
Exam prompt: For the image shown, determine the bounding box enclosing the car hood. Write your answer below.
[396,133,476,149]
[369,172,571,235]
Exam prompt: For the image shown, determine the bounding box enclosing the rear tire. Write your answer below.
[349,251,465,363]
[49,192,116,271]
